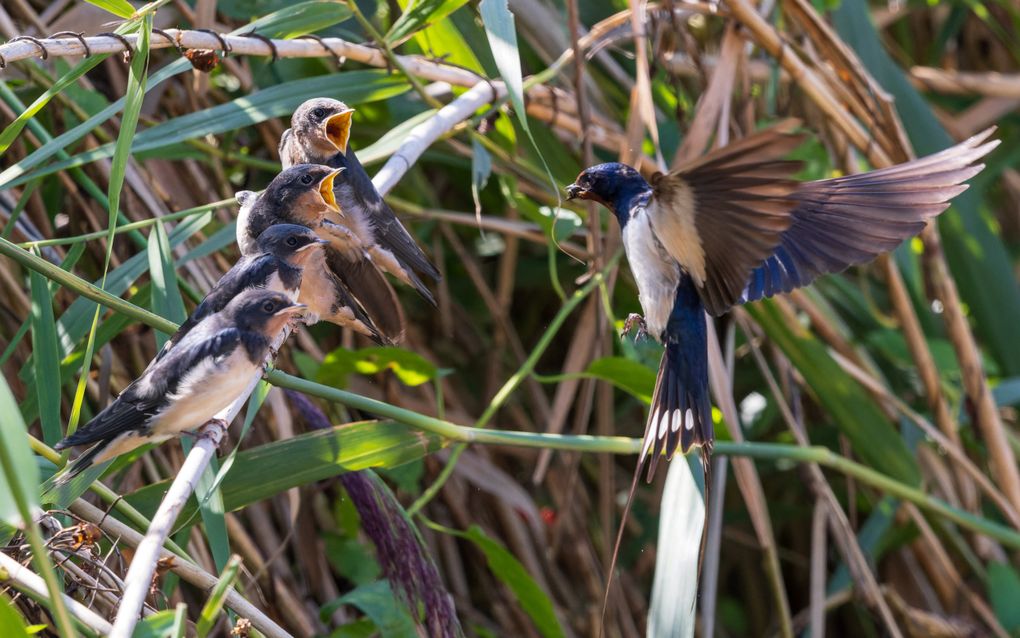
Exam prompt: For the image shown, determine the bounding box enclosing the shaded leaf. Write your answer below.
[29,266,61,445]
[322,580,418,638]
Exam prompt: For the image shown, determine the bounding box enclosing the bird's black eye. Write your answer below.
[300,174,314,185]
[286,236,298,246]
[312,107,326,119]
[262,301,276,313]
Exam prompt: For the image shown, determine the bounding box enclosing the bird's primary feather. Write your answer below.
[740,127,998,303]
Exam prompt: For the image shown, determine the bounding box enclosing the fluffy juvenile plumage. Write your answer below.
[236,164,401,343]
[154,224,329,362]
[280,97,441,306]
[54,289,306,482]
[568,123,998,477]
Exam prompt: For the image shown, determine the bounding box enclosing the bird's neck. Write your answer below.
[610,185,652,228]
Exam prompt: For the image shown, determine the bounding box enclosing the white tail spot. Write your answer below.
[685,408,695,430]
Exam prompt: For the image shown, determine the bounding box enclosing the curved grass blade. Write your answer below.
[387,0,472,44]
[146,222,186,348]
[28,259,62,446]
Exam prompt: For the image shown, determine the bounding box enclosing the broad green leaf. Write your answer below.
[0,373,40,525]
[748,300,921,485]
[11,72,409,186]
[125,420,446,517]
[585,357,656,404]
[219,0,352,36]
[130,609,180,638]
[196,555,242,638]
[0,593,30,638]
[410,9,485,73]
[479,0,526,132]
[832,1,1020,376]
[146,223,186,348]
[648,456,705,638]
[318,347,439,388]
[987,562,1020,632]
[457,525,565,638]
[388,0,472,43]
[29,266,61,445]
[322,581,417,638]
[85,0,134,18]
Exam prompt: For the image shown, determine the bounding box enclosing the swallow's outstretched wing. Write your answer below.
[741,127,998,303]
[649,121,806,316]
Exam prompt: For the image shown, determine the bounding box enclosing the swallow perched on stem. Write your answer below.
[568,122,997,479]
[279,97,441,306]
[153,224,347,363]
[237,164,404,343]
[54,289,307,483]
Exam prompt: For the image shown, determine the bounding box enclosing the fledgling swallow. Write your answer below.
[279,97,441,306]
[54,289,307,483]
[153,224,341,364]
[237,164,404,343]
[568,122,997,479]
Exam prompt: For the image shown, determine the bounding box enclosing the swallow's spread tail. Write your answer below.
[643,281,712,481]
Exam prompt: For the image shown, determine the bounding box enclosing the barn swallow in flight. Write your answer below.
[279,97,441,306]
[54,289,306,482]
[237,164,404,343]
[568,122,997,479]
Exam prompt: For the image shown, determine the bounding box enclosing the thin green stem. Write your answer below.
[0,436,75,637]
[406,443,466,516]
[19,199,230,249]
[477,250,623,427]
[6,236,1019,550]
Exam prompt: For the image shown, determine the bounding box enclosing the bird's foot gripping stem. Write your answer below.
[623,313,648,341]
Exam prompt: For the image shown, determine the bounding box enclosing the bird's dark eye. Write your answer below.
[286,236,298,246]
[312,107,326,119]
[262,301,276,313]
[300,174,314,185]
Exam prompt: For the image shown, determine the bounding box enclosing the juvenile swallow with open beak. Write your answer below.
[279,97,441,306]
[54,289,306,483]
[568,122,997,479]
[237,164,404,343]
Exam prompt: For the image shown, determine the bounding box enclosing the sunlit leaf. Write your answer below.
[0,373,39,526]
[319,347,439,388]
[388,0,472,44]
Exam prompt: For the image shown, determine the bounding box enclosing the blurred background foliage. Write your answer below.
[0,0,1019,636]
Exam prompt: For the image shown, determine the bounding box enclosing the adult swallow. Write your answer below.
[279,97,441,306]
[237,164,405,343]
[568,123,997,479]
[54,289,307,482]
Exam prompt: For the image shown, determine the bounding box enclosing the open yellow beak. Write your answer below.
[324,109,355,154]
[318,167,344,213]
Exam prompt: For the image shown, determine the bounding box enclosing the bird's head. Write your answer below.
[292,97,355,155]
[263,164,345,215]
[567,163,650,222]
[227,289,307,336]
[255,223,328,265]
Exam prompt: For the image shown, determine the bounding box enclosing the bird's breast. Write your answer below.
[622,210,681,341]
[151,350,258,435]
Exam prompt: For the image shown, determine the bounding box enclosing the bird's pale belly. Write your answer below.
[151,351,257,435]
[623,213,680,341]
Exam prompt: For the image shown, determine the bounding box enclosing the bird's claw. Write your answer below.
[623,313,648,341]
[301,310,320,326]
[320,219,354,240]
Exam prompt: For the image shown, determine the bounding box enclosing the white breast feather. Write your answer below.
[151,349,258,435]
[623,206,680,341]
